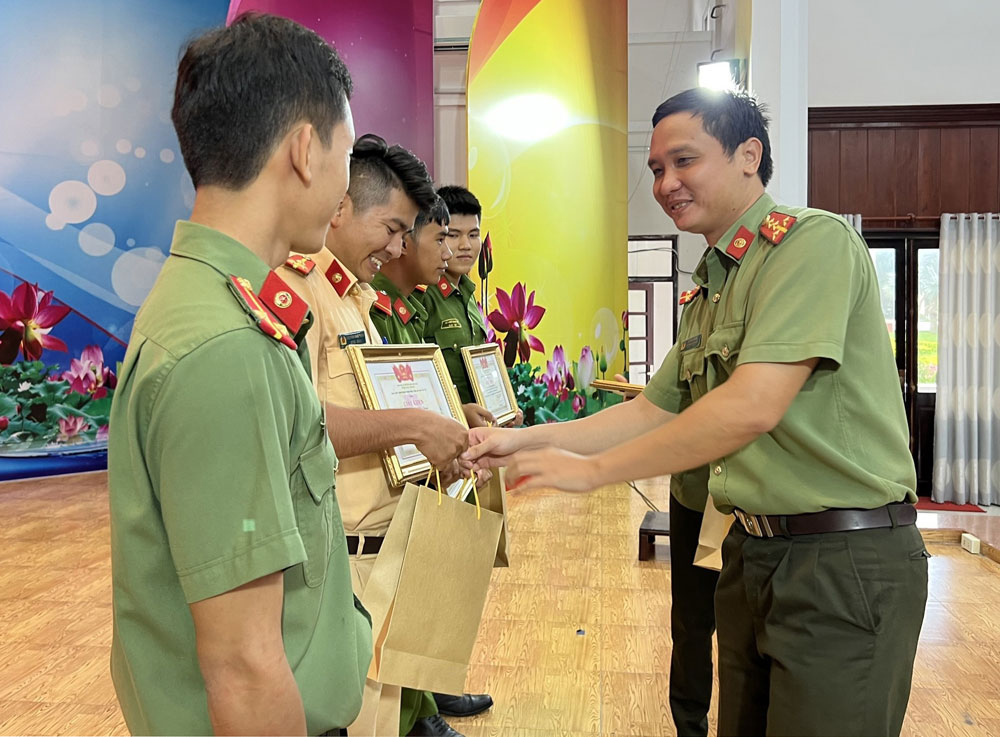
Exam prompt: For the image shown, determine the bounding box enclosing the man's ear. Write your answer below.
[289,124,314,185]
[740,137,763,178]
[331,193,353,229]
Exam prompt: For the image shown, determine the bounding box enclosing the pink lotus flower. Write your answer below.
[0,282,71,364]
[62,345,117,399]
[572,395,585,414]
[488,283,545,363]
[58,415,89,442]
[542,345,574,400]
[97,425,109,442]
[0,416,8,432]
[622,310,629,331]
[573,346,597,391]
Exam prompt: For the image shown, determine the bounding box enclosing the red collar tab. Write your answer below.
[725,226,755,260]
[759,211,797,245]
[325,258,351,297]
[259,271,308,333]
[437,276,455,297]
[414,283,428,293]
[229,276,297,350]
[394,297,413,324]
[679,287,700,305]
[285,254,316,275]
[373,290,392,315]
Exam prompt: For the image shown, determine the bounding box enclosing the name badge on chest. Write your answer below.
[338,330,366,349]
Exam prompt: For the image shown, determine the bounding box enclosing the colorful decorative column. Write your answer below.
[467,0,628,423]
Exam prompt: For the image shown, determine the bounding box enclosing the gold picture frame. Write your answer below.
[461,343,519,426]
[591,378,645,398]
[346,344,467,486]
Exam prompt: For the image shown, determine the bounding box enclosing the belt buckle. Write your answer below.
[735,509,773,538]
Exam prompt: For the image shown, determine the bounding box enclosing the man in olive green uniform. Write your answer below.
[108,15,371,736]
[465,88,928,737]
[420,186,490,407]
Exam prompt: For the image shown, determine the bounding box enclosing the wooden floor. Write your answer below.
[2,473,1000,736]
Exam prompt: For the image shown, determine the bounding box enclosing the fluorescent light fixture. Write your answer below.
[698,60,741,91]
[485,93,571,143]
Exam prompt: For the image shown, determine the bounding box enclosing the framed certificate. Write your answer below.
[461,343,518,426]
[346,344,467,486]
[591,378,645,398]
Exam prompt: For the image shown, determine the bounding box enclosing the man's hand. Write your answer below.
[475,467,493,488]
[462,403,496,429]
[414,412,469,468]
[506,448,600,493]
[440,459,463,487]
[505,408,525,427]
[463,426,528,470]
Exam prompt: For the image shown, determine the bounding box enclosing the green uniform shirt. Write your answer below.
[108,221,372,736]
[644,194,916,516]
[370,272,429,345]
[420,274,488,404]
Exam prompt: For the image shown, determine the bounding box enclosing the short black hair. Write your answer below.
[651,89,773,186]
[436,185,481,220]
[412,195,450,237]
[172,12,353,190]
[347,134,436,214]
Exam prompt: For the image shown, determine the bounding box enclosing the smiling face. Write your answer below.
[329,187,419,283]
[647,112,764,246]
[443,213,481,279]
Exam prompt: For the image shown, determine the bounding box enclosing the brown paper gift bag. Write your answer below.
[362,481,503,695]
[692,494,734,571]
[478,469,510,567]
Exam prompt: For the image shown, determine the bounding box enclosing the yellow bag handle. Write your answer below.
[423,466,481,519]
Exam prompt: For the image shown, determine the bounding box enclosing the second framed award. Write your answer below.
[461,343,519,426]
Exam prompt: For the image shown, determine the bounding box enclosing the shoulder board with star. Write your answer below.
[373,290,393,316]
[414,284,428,293]
[678,287,700,305]
[759,211,798,245]
[228,275,298,350]
[284,254,316,275]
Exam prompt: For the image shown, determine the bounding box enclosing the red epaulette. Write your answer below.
[229,274,300,350]
[436,276,455,297]
[394,297,413,324]
[759,211,797,245]
[284,254,316,275]
[679,288,700,305]
[414,284,428,293]
[373,290,392,315]
[725,226,755,261]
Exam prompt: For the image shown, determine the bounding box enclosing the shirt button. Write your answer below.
[712,293,721,303]
[713,465,723,475]
[721,345,730,358]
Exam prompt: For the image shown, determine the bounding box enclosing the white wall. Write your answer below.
[809,0,1000,107]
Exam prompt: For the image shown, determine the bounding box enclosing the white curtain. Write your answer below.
[932,213,1000,506]
[840,213,863,234]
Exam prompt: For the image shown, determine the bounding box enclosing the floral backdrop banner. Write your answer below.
[467,0,628,423]
[0,0,228,480]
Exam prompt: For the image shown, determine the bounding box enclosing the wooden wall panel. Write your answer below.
[839,129,869,214]
[807,106,1000,223]
[939,128,971,213]
[809,129,841,212]
[917,128,941,216]
[894,129,920,216]
[969,127,1000,212]
[868,129,896,216]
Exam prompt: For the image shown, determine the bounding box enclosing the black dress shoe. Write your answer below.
[407,714,464,737]
[432,692,494,717]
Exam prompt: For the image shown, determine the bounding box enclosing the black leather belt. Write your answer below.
[346,535,384,555]
[733,502,917,538]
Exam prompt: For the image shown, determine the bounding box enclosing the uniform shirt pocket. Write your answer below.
[705,321,745,379]
[292,439,342,587]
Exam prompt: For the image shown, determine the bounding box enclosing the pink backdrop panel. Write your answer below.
[227,0,434,172]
